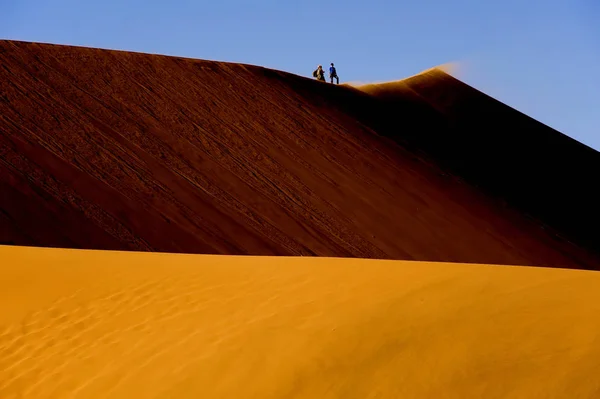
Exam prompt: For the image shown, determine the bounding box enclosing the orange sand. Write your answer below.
[1,244,600,398]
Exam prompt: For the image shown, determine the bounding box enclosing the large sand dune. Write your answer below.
[354,69,600,255]
[1,40,599,268]
[2,41,600,397]
[1,244,600,398]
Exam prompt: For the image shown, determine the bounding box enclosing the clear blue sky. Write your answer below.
[2,0,599,149]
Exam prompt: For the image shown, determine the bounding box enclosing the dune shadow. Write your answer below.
[346,70,600,258]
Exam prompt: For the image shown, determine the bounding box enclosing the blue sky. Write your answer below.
[2,0,598,149]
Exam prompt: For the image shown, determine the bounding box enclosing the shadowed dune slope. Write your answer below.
[2,244,600,398]
[1,40,599,268]
[354,70,600,258]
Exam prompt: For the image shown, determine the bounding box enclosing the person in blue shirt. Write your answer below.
[329,63,339,84]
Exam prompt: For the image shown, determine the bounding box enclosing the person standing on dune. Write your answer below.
[329,63,339,84]
[313,65,326,82]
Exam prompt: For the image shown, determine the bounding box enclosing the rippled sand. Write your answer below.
[1,245,600,398]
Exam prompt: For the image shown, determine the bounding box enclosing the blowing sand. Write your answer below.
[1,244,600,398]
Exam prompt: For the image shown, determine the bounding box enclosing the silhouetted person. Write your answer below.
[313,65,326,81]
[329,63,339,84]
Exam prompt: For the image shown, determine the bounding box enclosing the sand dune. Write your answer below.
[2,41,600,397]
[353,68,600,256]
[1,40,599,268]
[0,244,599,398]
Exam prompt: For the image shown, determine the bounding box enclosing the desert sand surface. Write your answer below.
[1,244,600,398]
[353,69,600,255]
[1,40,599,268]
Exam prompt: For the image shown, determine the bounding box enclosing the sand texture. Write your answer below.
[1,245,600,398]
[1,40,599,268]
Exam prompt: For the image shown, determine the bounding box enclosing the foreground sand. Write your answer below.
[1,245,600,398]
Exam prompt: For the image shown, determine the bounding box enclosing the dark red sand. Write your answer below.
[1,40,599,269]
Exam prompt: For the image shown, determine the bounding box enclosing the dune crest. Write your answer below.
[344,61,462,88]
[1,245,600,398]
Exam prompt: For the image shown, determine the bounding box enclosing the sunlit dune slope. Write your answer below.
[1,244,600,398]
[1,40,599,269]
